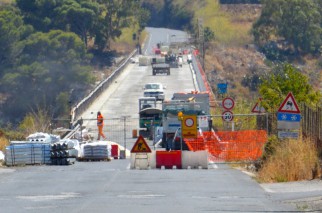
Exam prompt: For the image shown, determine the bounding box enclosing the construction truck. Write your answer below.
[160,92,210,148]
[138,97,162,138]
[151,57,170,75]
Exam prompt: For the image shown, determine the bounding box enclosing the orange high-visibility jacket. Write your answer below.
[97,114,104,126]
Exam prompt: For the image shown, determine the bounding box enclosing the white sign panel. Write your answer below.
[278,131,299,139]
[198,116,209,128]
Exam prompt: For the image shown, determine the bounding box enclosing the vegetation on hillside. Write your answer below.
[253,0,322,59]
[259,63,321,111]
[0,0,146,129]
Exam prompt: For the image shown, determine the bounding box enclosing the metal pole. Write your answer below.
[266,113,269,135]
[180,120,183,151]
[123,116,126,150]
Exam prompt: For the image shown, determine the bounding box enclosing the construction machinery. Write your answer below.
[160,92,210,148]
[138,97,162,138]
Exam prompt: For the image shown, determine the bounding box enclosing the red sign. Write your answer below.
[131,135,151,153]
[251,98,265,113]
[277,92,300,113]
[222,111,234,121]
[222,97,235,110]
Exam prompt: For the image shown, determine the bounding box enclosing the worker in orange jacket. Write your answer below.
[97,111,107,140]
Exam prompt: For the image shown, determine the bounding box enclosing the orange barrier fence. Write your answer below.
[185,130,267,162]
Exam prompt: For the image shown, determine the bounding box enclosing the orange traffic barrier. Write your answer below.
[185,130,267,162]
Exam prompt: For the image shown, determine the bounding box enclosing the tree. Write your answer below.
[259,63,321,112]
[16,0,58,32]
[1,30,94,122]
[55,0,100,48]
[95,0,139,50]
[0,7,32,74]
[201,27,215,69]
[252,0,322,55]
[137,8,150,33]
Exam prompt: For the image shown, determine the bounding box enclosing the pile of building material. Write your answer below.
[79,141,111,161]
[5,142,51,166]
[27,132,60,143]
[50,139,79,165]
[5,132,79,166]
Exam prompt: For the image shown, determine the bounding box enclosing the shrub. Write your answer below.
[257,139,321,182]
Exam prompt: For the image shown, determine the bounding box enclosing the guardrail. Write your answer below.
[191,53,217,109]
[70,49,137,128]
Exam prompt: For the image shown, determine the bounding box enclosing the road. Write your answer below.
[79,27,195,151]
[0,28,321,213]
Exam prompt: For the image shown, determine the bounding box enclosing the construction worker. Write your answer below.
[97,111,107,140]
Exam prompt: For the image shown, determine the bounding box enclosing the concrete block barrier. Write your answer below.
[182,150,208,169]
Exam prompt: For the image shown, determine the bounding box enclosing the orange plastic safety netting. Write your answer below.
[185,130,267,162]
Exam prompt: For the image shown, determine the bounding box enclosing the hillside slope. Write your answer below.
[202,3,321,102]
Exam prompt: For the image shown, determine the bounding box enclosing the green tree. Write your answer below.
[253,0,322,55]
[95,0,139,50]
[0,7,32,73]
[142,0,193,30]
[16,0,58,32]
[55,0,100,48]
[259,63,321,112]
[137,8,150,33]
[1,30,94,122]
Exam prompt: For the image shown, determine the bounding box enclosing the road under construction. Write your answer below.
[61,27,268,169]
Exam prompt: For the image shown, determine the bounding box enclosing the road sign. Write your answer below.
[222,97,234,110]
[222,111,234,121]
[217,83,228,94]
[277,112,301,130]
[251,98,265,113]
[131,135,151,153]
[278,131,299,139]
[182,115,197,139]
[277,92,300,113]
[277,112,301,122]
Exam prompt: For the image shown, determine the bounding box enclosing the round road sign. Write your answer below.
[222,111,234,121]
[184,118,194,127]
[222,97,235,110]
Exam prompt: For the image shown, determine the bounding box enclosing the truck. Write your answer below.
[138,97,162,138]
[160,92,210,148]
[151,57,170,75]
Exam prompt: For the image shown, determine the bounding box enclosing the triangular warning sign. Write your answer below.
[278,92,300,113]
[131,135,151,153]
[251,102,265,113]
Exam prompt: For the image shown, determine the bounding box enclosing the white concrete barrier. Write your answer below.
[182,150,208,169]
[130,150,208,169]
[130,151,156,169]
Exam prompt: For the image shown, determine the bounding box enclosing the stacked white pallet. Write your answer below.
[81,142,109,161]
[5,143,51,166]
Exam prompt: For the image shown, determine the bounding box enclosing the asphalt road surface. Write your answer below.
[0,28,321,213]
[0,160,306,213]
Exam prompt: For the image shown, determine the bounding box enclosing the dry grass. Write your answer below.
[0,136,9,153]
[257,138,321,183]
[194,0,260,46]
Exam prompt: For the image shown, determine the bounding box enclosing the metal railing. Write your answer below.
[70,49,137,127]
